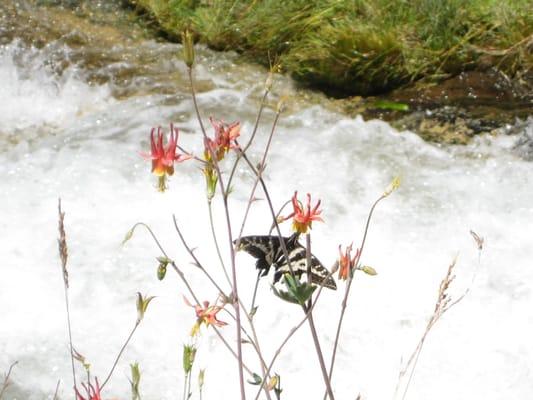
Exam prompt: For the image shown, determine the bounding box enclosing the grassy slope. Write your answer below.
[133,0,532,96]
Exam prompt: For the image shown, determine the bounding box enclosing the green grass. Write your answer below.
[132,0,532,95]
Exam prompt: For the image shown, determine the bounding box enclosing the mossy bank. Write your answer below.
[130,0,532,143]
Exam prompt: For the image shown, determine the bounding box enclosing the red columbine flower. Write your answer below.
[284,191,323,234]
[75,378,102,400]
[184,297,228,336]
[204,117,240,161]
[338,243,360,281]
[141,124,191,191]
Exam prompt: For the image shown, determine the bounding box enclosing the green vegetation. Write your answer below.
[132,0,532,96]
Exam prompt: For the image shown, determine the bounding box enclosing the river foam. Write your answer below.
[1,38,532,400]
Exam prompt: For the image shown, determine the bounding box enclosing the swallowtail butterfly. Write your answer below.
[235,234,337,290]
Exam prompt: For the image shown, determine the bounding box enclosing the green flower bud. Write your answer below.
[182,30,195,68]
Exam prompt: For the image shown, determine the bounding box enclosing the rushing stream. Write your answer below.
[1,2,532,400]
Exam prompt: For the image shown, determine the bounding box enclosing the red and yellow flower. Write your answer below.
[204,117,240,161]
[141,124,191,191]
[75,378,102,400]
[184,297,228,336]
[284,191,323,234]
[338,243,360,281]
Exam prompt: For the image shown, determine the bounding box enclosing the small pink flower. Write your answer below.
[284,191,323,234]
[141,124,191,177]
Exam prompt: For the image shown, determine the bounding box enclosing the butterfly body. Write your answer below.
[235,234,337,290]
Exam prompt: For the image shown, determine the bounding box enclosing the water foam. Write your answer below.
[1,38,532,400]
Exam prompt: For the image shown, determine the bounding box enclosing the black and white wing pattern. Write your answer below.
[235,234,337,290]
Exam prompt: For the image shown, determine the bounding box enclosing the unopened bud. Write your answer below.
[198,369,205,389]
[182,30,195,68]
[156,256,170,280]
[204,167,218,200]
[360,265,377,276]
[384,176,401,197]
[265,72,273,92]
[183,344,197,374]
[130,362,141,400]
[157,263,167,280]
[122,227,135,245]
[276,97,286,113]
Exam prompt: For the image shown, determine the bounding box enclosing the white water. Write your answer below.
[1,37,532,400]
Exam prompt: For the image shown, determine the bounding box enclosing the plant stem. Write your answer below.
[304,234,335,400]
[63,287,77,397]
[253,271,334,400]
[226,88,270,191]
[57,200,77,398]
[182,373,188,400]
[324,195,385,399]
[187,65,246,400]
[101,321,140,389]
[52,380,60,400]
[173,216,227,297]
[207,200,232,287]
[127,222,255,377]
[0,361,18,400]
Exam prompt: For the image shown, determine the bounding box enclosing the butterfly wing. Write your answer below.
[236,235,336,290]
[235,235,284,276]
[274,241,337,290]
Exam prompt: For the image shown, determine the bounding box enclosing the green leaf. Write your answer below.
[282,274,316,305]
[296,283,317,304]
[372,100,409,111]
[271,285,300,304]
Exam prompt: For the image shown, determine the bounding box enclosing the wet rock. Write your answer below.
[512,118,533,161]
[341,69,532,144]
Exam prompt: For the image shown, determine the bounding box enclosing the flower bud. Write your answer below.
[122,227,135,245]
[130,362,141,400]
[183,344,197,374]
[198,369,205,389]
[265,72,273,92]
[182,30,195,68]
[384,176,401,197]
[204,166,218,200]
[360,265,377,276]
[157,263,167,280]
[156,256,170,280]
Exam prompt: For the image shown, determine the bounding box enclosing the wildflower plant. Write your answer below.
[123,29,401,400]
[52,26,469,400]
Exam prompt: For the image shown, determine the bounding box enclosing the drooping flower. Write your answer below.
[283,191,324,234]
[75,378,102,400]
[141,124,191,191]
[338,243,360,281]
[204,117,240,161]
[184,297,228,336]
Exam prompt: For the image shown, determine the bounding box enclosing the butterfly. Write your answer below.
[234,234,337,290]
